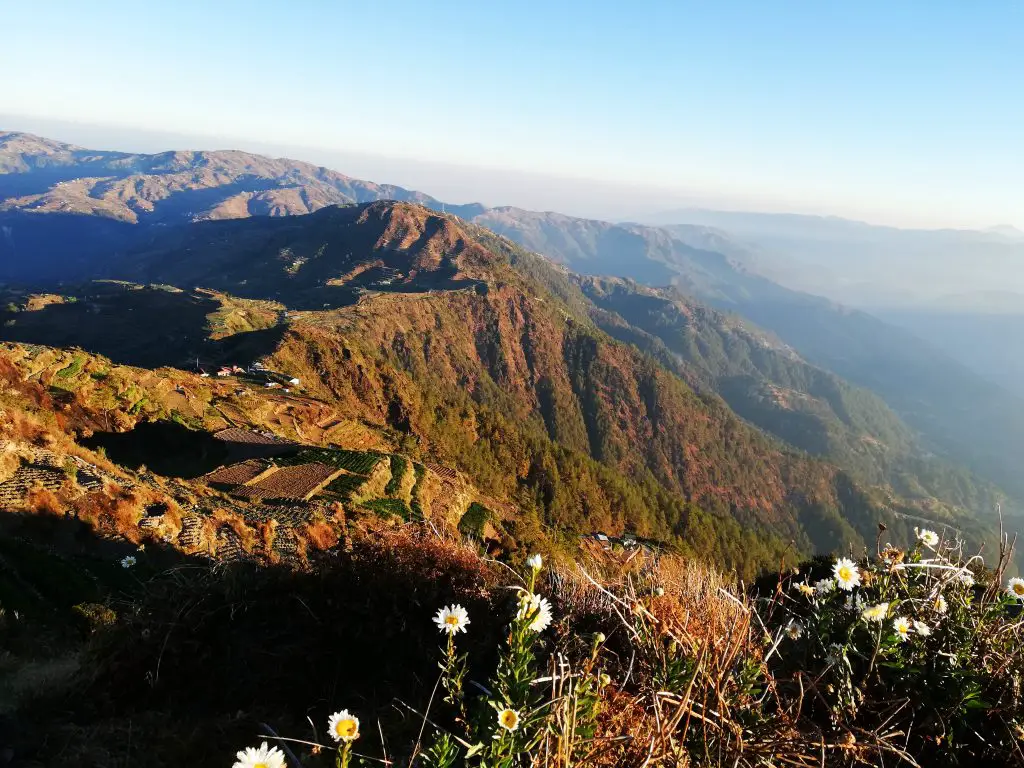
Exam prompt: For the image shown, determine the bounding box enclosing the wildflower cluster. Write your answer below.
[230,553,609,768]
[769,528,1024,762]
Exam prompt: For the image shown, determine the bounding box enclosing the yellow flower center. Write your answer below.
[255,764,268,768]
[445,615,460,625]
[838,566,852,581]
[336,719,358,738]
[501,710,518,728]
[1013,583,1024,596]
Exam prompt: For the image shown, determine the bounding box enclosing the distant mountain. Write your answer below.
[0,131,484,281]
[646,207,1024,308]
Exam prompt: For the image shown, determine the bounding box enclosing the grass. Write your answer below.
[319,473,368,503]
[54,354,85,380]
[6,521,1024,767]
[360,497,415,521]
[385,454,408,496]
[287,448,383,475]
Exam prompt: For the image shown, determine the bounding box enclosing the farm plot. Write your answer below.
[318,473,370,503]
[231,463,341,502]
[360,497,416,522]
[424,462,458,481]
[202,459,271,487]
[286,448,383,475]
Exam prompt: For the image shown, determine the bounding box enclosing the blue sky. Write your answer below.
[4,1,1022,228]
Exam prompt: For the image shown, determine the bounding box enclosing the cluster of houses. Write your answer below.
[197,361,301,393]
[581,531,664,556]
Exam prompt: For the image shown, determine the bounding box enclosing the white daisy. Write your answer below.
[1006,578,1024,601]
[916,528,940,548]
[433,604,470,635]
[955,570,975,588]
[793,580,815,598]
[784,619,803,640]
[526,553,543,571]
[121,555,136,569]
[233,742,285,768]
[328,710,360,743]
[497,707,520,732]
[832,558,861,591]
[932,594,948,614]
[892,616,912,642]
[517,592,553,632]
[844,593,865,613]
[826,643,844,665]
[913,620,932,637]
[815,578,836,595]
[861,602,890,623]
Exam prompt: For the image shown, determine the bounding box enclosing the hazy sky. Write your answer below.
[4,1,1022,228]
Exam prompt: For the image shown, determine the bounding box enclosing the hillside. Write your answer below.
[474,206,1024,508]
[3,201,1002,576]
[575,276,1005,515]
[1,132,1021,516]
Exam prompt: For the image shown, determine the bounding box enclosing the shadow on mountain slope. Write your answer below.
[0,283,288,369]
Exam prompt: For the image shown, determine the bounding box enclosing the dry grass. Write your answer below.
[259,518,280,563]
[298,519,339,552]
[25,484,63,516]
[210,507,258,553]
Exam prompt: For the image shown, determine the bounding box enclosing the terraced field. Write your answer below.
[360,497,416,522]
[231,462,341,501]
[286,447,383,475]
[316,473,369,503]
[202,459,271,487]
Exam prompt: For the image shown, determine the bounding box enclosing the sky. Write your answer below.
[3,1,1023,228]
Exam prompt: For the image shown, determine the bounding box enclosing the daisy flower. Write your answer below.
[861,602,890,623]
[955,570,975,588]
[233,742,285,768]
[793,580,815,598]
[328,710,360,743]
[497,707,521,732]
[517,592,553,632]
[784,619,803,640]
[526,553,543,571]
[892,616,912,642]
[832,558,861,591]
[915,528,940,548]
[121,555,136,569]
[826,643,844,665]
[433,604,470,635]
[932,594,948,614]
[815,578,836,595]
[844,593,865,613]
[913,620,932,637]
[1006,577,1024,601]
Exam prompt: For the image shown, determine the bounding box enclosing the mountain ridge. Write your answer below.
[1,132,1021,514]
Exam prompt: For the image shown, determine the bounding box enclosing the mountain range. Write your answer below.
[0,130,1020,573]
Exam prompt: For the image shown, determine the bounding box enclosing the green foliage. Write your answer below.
[385,454,408,495]
[320,474,367,503]
[458,502,492,538]
[54,354,85,380]
[766,536,1024,763]
[288,447,382,475]
[359,497,415,522]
